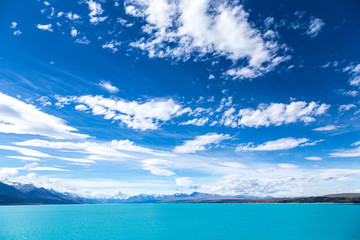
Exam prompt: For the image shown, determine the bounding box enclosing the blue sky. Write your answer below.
[0,0,360,198]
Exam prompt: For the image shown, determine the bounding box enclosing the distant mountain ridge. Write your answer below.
[2,181,360,205]
[83,191,263,204]
[0,182,86,205]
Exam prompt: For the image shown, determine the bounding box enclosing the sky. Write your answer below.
[0,0,360,198]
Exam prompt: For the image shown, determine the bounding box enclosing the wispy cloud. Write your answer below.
[343,63,360,87]
[174,133,230,153]
[0,145,51,158]
[102,41,121,53]
[0,92,89,139]
[305,156,322,161]
[180,117,209,126]
[306,18,325,38]
[313,125,337,131]
[175,177,193,186]
[141,159,175,176]
[330,146,360,158]
[237,137,309,151]
[99,81,119,93]
[339,104,356,112]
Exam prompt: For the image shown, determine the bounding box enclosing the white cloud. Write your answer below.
[306,18,325,38]
[237,137,309,151]
[102,41,121,53]
[125,0,288,79]
[344,64,360,74]
[278,163,298,169]
[0,163,67,179]
[87,0,108,24]
[350,77,360,86]
[75,36,90,45]
[216,96,233,112]
[71,28,78,37]
[343,90,358,97]
[320,60,339,69]
[0,144,94,164]
[0,92,88,139]
[174,133,231,153]
[141,159,175,176]
[180,117,209,126]
[343,64,360,87]
[331,148,360,158]
[71,95,183,130]
[15,138,157,162]
[330,145,360,158]
[175,177,193,186]
[264,17,274,27]
[301,139,324,146]
[6,156,40,161]
[0,145,51,158]
[218,162,247,169]
[75,104,88,111]
[220,101,329,128]
[305,156,322,161]
[208,167,360,196]
[54,95,74,108]
[117,17,133,27]
[0,167,19,177]
[37,96,51,106]
[99,81,119,93]
[219,107,237,127]
[10,22,17,28]
[36,24,53,32]
[23,163,68,172]
[313,125,337,131]
[339,104,356,112]
[16,139,153,154]
[0,173,68,193]
[13,30,22,36]
[66,12,80,20]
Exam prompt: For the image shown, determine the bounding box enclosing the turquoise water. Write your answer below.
[0,204,360,240]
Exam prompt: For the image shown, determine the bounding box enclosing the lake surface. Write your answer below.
[0,204,359,240]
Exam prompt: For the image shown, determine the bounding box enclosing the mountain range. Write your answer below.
[82,192,261,204]
[1,181,360,205]
[0,182,86,205]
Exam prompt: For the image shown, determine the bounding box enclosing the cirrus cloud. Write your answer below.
[0,92,89,139]
[141,159,175,176]
[174,133,231,153]
[237,137,309,151]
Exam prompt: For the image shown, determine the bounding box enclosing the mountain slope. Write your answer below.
[0,182,86,205]
[0,182,28,205]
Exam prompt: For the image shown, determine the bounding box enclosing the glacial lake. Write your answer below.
[0,203,359,240]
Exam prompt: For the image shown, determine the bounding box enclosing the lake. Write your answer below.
[0,204,359,240]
